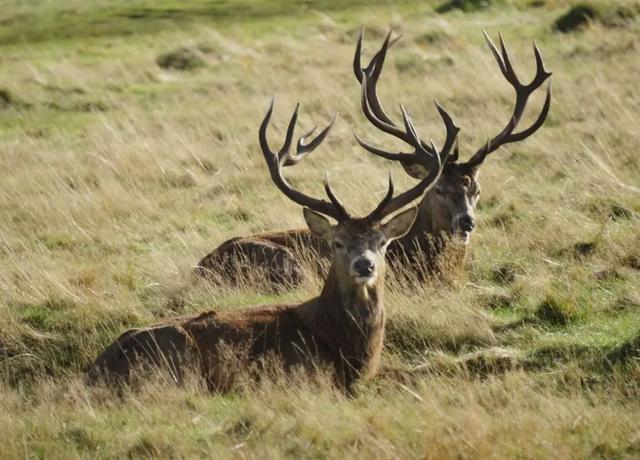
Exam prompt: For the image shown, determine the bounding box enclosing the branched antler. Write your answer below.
[465,31,552,167]
[352,74,451,221]
[353,28,552,173]
[259,98,347,221]
[354,28,459,173]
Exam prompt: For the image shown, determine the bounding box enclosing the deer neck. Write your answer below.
[298,262,385,376]
[397,193,441,250]
[388,194,468,281]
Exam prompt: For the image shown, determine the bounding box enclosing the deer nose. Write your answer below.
[353,258,375,277]
[459,215,476,232]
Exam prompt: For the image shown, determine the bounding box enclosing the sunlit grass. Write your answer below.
[0,0,639,457]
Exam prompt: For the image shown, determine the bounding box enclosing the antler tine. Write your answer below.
[354,27,402,85]
[355,28,417,143]
[449,137,460,163]
[367,31,403,90]
[324,172,349,218]
[366,173,395,224]
[435,102,459,156]
[277,102,300,163]
[483,30,506,76]
[465,31,552,168]
[366,109,450,222]
[353,133,418,164]
[285,112,338,165]
[509,82,552,142]
[498,32,519,86]
[357,72,459,169]
[259,98,349,221]
[355,31,460,172]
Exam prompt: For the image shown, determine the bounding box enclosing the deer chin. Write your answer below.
[353,275,376,286]
[451,230,471,245]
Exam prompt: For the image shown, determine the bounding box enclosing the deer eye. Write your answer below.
[437,188,453,199]
[334,241,345,250]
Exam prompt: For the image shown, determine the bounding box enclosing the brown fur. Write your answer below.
[196,167,479,287]
[88,211,416,392]
[195,237,305,288]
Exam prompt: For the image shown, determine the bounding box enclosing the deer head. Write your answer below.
[259,97,448,286]
[353,29,552,244]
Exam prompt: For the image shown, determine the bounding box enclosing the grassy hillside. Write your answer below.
[0,0,639,457]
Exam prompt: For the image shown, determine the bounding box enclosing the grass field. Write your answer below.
[0,0,639,458]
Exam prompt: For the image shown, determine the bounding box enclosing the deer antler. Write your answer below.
[464,31,552,168]
[259,98,348,222]
[356,76,451,222]
[353,28,460,171]
[353,28,403,129]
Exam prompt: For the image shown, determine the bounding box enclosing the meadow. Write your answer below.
[0,0,639,458]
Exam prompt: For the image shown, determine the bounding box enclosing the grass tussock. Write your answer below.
[554,3,601,31]
[0,0,639,456]
[156,47,206,71]
[554,0,640,32]
[535,293,582,325]
[436,0,504,13]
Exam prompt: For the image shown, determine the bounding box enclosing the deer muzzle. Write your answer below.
[350,254,377,284]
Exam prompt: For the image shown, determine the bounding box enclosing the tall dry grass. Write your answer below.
[0,1,639,457]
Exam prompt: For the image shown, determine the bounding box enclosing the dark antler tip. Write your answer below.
[434,101,458,129]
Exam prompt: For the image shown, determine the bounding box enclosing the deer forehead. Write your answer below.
[334,222,384,245]
[439,171,479,194]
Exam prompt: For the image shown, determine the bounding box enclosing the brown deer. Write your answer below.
[196,30,551,286]
[87,98,450,392]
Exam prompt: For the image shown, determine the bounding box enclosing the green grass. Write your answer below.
[0,0,435,45]
[0,0,639,457]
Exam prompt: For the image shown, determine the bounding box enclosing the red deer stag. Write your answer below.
[352,29,551,276]
[87,98,450,392]
[195,30,551,286]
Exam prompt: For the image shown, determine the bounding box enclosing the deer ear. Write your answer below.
[303,208,335,240]
[381,207,417,241]
[401,162,429,180]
